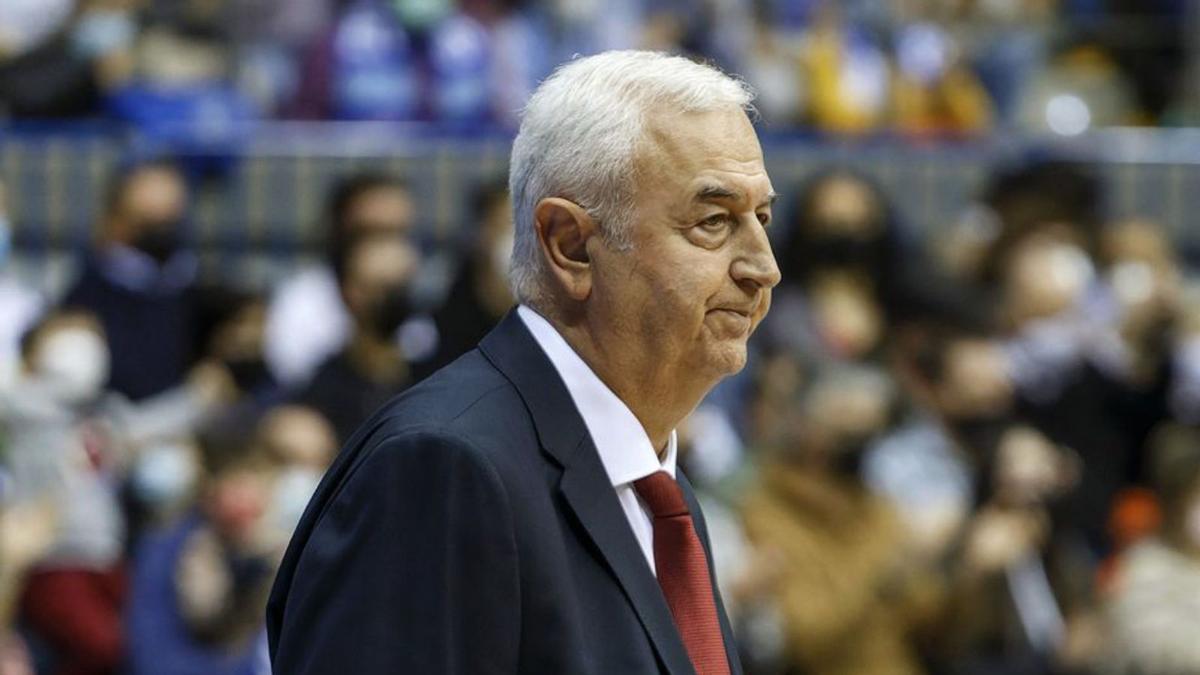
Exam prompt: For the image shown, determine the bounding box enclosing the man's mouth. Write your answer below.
[707,307,755,334]
[709,302,756,318]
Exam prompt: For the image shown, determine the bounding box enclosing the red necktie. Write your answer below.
[633,471,731,675]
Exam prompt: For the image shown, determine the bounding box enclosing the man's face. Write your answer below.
[588,107,780,380]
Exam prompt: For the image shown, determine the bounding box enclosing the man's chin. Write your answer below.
[705,341,749,378]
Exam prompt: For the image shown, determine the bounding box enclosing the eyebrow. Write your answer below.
[693,185,779,209]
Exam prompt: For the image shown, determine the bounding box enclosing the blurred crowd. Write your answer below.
[2,148,1200,675]
[0,0,1195,134]
[0,162,514,675]
[705,164,1200,675]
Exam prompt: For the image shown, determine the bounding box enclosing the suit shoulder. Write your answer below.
[374,350,515,427]
[358,350,529,453]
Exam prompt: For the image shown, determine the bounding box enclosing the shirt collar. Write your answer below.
[517,305,676,487]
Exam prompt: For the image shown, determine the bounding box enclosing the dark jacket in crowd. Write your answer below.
[62,253,197,401]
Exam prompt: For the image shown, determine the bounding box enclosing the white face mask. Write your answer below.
[33,328,110,404]
[72,10,136,58]
[269,467,323,535]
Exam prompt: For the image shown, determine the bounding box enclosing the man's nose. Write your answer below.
[732,222,781,290]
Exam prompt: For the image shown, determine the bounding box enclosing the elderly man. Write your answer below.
[267,50,780,675]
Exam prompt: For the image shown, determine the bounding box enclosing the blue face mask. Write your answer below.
[131,443,198,508]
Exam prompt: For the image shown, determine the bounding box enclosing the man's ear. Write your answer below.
[534,197,597,301]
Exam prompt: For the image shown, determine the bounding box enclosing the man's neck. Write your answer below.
[544,310,709,451]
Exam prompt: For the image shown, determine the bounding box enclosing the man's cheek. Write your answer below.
[755,291,773,323]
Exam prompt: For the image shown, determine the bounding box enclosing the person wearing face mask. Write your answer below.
[0,311,127,675]
[763,169,987,366]
[1097,424,1200,675]
[264,172,418,387]
[196,288,279,405]
[933,424,1097,675]
[127,439,278,675]
[1000,229,1171,553]
[125,405,334,675]
[738,365,946,675]
[866,324,1016,542]
[61,159,199,401]
[1,309,232,675]
[426,179,516,373]
[295,234,421,444]
[861,326,997,569]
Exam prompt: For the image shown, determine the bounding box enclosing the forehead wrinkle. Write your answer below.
[641,108,762,170]
[635,109,769,214]
[694,184,744,203]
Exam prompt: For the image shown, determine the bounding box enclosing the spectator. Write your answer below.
[797,5,890,133]
[60,159,198,401]
[125,403,333,675]
[252,405,335,554]
[0,0,103,118]
[973,161,1102,288]
[892,23,995,136]
[1099,424,1200,675]
[864,327,999,564]
[766,169,981,365]
[3,309,224,675]
[287,0,419,121]
[196,288,278,406]
[71,0,140,92]
[999,228,1173,551]
[127,440,273,675]
[295,233,421,444]
[264,172,416,387]
[934,424,1093,675]
[739,365,944,675]
[133,0,232,89]
[231,0,333,114]
[427,179,514,372]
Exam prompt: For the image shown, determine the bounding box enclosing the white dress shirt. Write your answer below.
[518,305,676,576]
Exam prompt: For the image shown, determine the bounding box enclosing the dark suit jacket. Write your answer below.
[266,311,742,674]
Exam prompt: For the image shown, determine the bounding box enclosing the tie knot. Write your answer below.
[633,471,689,518]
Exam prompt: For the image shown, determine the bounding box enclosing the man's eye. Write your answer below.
[698,215,730,232]
[757,212,772,227]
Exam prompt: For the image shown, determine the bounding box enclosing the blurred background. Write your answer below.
[2,1,1200,674]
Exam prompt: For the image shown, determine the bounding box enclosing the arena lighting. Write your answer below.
[1045,94,1092,136]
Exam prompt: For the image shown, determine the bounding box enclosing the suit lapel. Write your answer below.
[480,311,695,675]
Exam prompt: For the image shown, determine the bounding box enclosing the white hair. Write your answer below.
[507,50,756,306]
